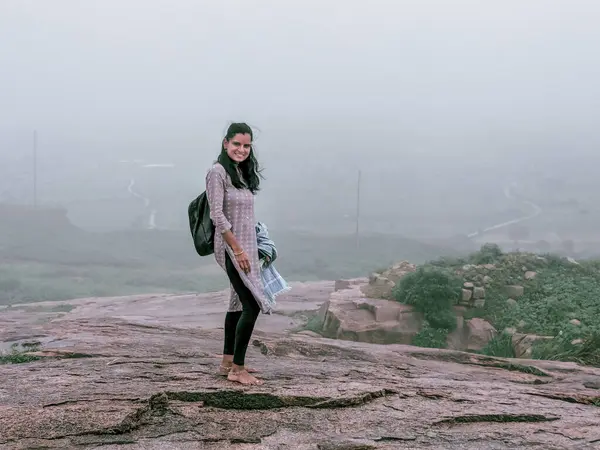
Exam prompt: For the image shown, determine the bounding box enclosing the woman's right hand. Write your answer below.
[234,249,251,274]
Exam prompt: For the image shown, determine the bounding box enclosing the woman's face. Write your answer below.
[224,133,252,163]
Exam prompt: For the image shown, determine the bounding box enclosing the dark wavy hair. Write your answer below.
[217,122,263,194]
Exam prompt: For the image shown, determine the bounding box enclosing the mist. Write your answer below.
[1,0,600,301]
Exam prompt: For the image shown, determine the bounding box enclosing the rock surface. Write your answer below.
[2,286,600,449]
[361,261,416,299]
[318,283,423,344]
[464,318,497,351]
[318,279,497,352]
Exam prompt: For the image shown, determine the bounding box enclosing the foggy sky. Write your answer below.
[2,0,600,167]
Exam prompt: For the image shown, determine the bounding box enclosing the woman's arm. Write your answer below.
[205,166,251,272]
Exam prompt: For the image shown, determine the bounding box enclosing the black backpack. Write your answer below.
[188,191,215,256]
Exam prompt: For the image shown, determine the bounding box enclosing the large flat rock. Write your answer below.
[0,281,334,350]
[1,289,600,449]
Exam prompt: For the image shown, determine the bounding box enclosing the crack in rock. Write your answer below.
[435,414,560,425]
[164,388,396,410]
[527,392,600,407]
[410,352,551,377]
[318,440,377,450]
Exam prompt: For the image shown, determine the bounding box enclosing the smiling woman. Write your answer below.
[205,122,267,386]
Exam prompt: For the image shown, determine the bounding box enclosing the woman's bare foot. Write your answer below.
[227,368,263,385]
[219,361,258,376]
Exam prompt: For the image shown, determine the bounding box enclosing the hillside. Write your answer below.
[309,245,600,368]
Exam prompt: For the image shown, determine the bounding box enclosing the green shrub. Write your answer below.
[412,322,449,348]
[469,243,503,265]
[393,267,461,331]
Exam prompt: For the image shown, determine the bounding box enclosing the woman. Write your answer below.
[205,122,268,386]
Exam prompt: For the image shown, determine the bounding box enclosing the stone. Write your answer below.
[362,261,416,299]
[512,333,554,358]
[517,320,527,329]
[473,287,485,299]
[504,327,517,335]
[524,271,537,280]
[483,264,496,270]
[483,275,493,285]
[505,285,525,297]
[465,318,497,351]
[464,282,474,289]
[571,339,583,345]
[474,299,485,308]
[462,289,473,302]
[506,298,518,307]
[569,319,581,326]
[322,285,424,344]
[361,276,395,300]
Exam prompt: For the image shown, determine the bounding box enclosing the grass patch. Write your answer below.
[532,331,600,367]
[412,322,450,349]
[303,314,325,335]
[0,343,42,364]
[481,332,516,359]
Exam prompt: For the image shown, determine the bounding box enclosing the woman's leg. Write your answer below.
[220,310,241,372]
[224,253,262,384]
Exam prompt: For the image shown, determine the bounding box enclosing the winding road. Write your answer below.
[467,183,542,238]
[127,179,156,229]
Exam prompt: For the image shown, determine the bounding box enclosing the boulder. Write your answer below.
[473,287,485,299]
[320,284,423,344]
[381,261,417,284]
[473,299,485,308]
[465,318,497,351]
[461,289,473,303]
[361,261,416,299]
[524,271,537,280]
[506,298,518,307]
[569,319,581,326]
[505,285,525,298]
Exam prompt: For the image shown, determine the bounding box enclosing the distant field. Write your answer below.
[0,205,466,305]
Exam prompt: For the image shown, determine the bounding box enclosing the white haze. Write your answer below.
[1,0,600,237]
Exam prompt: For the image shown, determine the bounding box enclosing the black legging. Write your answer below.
[223,252,261,366]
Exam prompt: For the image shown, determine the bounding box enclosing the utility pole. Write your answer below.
[33,130,38,208]
[355,169,361,249]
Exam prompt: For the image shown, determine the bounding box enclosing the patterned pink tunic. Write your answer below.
[205,163,269,313]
